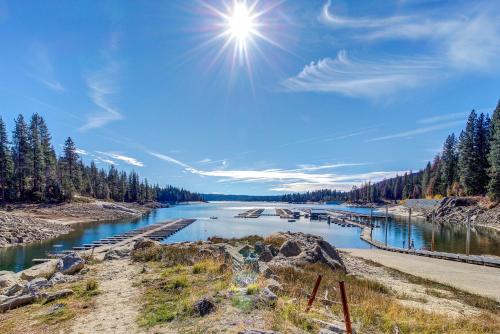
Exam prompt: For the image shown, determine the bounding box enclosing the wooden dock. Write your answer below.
[359,227,500,268]
[235,208,264,218]
[70,219,196,251]
[276,208,293,219]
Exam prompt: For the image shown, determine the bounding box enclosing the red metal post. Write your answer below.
[339,281,352,334]
[305,274,322,312]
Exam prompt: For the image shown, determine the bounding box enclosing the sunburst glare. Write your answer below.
[198,0,285,79]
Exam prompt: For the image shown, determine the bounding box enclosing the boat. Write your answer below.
[288,219,296,222]
[210,216,218,219]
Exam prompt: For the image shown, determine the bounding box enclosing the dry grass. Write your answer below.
[267,263,500,334]
[208,235,264,246]
[263,234,287,249]
[137,258,232,328]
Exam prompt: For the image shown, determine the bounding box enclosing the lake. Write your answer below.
[1,201,499,272]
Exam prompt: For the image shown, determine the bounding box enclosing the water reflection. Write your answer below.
[1,202,499,272]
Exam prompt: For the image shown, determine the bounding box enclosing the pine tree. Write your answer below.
[440,134,458,195]
[38,116,58,200]
[488,101,500,200]
[458,111,479,195]
[12,114,32,200]
[0,117,13,203]
[29,113,46,200]
[421,162,431,197]
[475,113,491,194]
[60,137,80,200]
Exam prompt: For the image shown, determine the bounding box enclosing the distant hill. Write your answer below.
[201,194,282,202]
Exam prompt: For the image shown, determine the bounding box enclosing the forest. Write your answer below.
[283,101,500,204]
[0,114,201,204]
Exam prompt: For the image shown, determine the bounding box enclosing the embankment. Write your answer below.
[0,200,165,248]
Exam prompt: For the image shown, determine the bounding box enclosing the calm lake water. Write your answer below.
[1,201,499,272]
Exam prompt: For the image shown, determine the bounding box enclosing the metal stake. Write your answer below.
[431,211,435,252]
[339,281,352,334]
[466,215,471,256]
[408,208,412,250]
[385,205,388,247]
[306,275,322,312]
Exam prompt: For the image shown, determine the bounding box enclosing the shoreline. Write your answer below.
[0,200,165,249]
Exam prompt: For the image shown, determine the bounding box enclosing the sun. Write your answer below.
[198,0,285,77]
[226,2,256,47]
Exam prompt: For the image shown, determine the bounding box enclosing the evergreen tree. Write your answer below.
[0,117,13,203]
[441,134,458,195]
[29,113,46,200]
[60,137,80,199]
[488,101,500,200]
[475,113,491,194]
[12,114,32,200]
[458,111,478,195]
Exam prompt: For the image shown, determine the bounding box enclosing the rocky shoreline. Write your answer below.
[0,200,166,248]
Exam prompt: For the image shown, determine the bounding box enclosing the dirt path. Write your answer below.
[70,259,142,334]
[342,248,500,302]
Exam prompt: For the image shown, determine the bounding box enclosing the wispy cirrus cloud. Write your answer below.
[96,151,144,167]
[25,44,65,92]
[366,121,463,142]
[418,107,493,124]
[283,50,441,97]
[147,150,401,192]
[80,61,123,131]
[284,1,500,98]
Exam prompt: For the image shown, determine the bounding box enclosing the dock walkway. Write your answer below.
[71,219,195,251]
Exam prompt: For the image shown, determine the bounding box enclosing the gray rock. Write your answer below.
[238,245,251,257]
[193,297,216,316]
[279,240,301,257]
[104,246,131,260]
[254,241,264,254]
[5,283,24,297]
[0,272,20,291]
[258,249,274,262]
[261,287,277,304]
[264,279,283,294]
[0,295,9,303]
[56,252,84,275]
[23,277,52,294]
[20,260,58,280]
[133,238,159,250]
[49,272,76,285]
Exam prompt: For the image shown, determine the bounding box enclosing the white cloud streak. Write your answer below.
[25,44,65,92]
[80,61,123,131]
[96,151,144,167]
[147,151,402,192]
[283,50,441,97]
[284,1,500,97]
[366,121,463,142]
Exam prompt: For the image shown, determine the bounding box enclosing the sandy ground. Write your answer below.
[374,205,426,219]
[341,248,500,302]
[70,259,142,334]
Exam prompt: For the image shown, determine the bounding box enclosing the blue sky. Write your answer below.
[1,0,499,195]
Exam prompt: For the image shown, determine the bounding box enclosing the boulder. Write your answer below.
[261,287,277,304]
[133,238,159,251]
[5,283,23,297]
[49,272,76,285]
[264,279,283,294]
[254,241,264,254]
[20,260,58,280]
[193,297,216,316]
[0,272,21,292]
[238,245,251,257]
[279,240,301,257]
[104,246,131,261]
[268,232,345,271]
[56,253,84,275]
[258,249,274,262]
[23,277,52,294]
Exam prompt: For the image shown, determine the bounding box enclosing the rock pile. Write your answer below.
[0,213,72,247]
[0,252,85,313]
[431,197,500,230]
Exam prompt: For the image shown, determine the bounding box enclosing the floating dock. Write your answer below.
[235,208,264,218]
[70,219,196,251]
